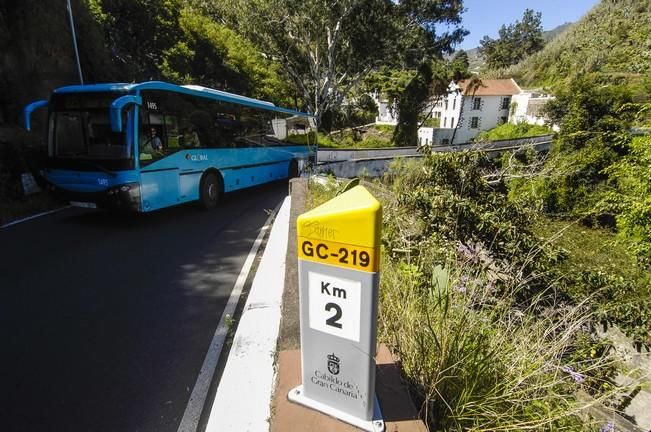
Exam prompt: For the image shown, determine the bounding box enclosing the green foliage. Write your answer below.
[216,0,465,124]
[307,153,638,429]
[543,75,633,150]
[380,254,605,431]
[507,75,633,217]
[479,9,545,69]
[376,154,614,430]
[509,141,619,217]
[387,152,544,273]
[374,124,396,135]
[393,62,435,146]
[449,50,470,81]
[315,127,394,149]
[320,93,378,131]
[474,122,551,142]
[160,8,292,103]
[83,2,291,101]
[493,0,651,89]
[90,0,185,80]
[534,218,651,344]
[603,134,651,264]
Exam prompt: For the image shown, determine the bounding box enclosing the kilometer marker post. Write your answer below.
[288,185,384,432]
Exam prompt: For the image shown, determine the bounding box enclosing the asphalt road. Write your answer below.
[0,182,288,432]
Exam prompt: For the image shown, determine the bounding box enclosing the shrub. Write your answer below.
[474,122,551,142]
[307,153,625,429]
[602,134,651,264]
[375,153,616,430]
[380,255,610,431]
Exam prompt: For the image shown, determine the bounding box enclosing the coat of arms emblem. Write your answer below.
[327,353,340,375]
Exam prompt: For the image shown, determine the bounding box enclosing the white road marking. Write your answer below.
[205,196,291,432]
[176,200,283,432]
[0,206,71,229]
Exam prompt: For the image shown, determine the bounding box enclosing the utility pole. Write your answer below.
[66,0,84,84]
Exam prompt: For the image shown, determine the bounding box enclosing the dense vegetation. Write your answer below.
[490,0,651,89]
[309,154,619,430]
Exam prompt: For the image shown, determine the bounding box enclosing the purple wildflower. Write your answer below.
[599,421,615,432]
[457,242,477,260]
[456,275,469,293]
[560,365,585,383]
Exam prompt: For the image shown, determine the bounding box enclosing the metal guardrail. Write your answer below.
[317,134,554,163]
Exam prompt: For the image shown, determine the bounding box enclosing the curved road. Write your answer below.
[0,182,288,432]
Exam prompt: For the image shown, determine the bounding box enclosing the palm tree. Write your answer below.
[450,76,483,145]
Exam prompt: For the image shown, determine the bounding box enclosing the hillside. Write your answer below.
[464,22,573,73]
[492,0,651,89]
[0,0,115,125]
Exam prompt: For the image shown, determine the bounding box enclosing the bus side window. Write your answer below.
[165,114,180,148]
[212,102,240,148]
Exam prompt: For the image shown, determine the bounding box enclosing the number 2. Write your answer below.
[325,302,342,329]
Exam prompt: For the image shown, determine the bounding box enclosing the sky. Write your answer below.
[455,0,601,50]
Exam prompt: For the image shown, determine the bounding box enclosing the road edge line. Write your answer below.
[204,195,291,432]
[176,200,283,432]
[0,206,71,229]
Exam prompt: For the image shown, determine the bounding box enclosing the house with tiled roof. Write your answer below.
[420,78,522,145]
[375,78,551,146]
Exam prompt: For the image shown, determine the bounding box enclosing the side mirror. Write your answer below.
[23,100,48,131]
[110,95,142,132]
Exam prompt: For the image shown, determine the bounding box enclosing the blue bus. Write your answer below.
[24,81,316,212]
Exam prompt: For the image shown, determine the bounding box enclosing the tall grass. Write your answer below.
[380,253,611,431]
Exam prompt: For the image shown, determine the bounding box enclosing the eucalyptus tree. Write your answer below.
[216,0,465,125]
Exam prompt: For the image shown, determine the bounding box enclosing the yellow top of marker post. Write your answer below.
[297,185,381,272]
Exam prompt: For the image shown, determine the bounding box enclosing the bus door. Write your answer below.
[139,110,180,211]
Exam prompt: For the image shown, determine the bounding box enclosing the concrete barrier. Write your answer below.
[314,135,553,178]
[317,147,419,163]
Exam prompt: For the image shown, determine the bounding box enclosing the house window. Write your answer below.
[444,117,447,127]
[451,117,455,128]
[501,97,511,110]
[471,117,479,129]
[453,98,456,110]
[473,97,482,110]
[445,100,449,110]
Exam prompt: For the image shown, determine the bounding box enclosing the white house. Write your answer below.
[424,78,522,145]
[375,78,553,146]
[510,89,554,126]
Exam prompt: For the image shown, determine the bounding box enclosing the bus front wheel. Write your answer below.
[199,172,221,210]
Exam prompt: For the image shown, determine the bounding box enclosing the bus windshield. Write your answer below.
[49,92,131,164]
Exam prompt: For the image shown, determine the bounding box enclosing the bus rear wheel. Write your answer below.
[199,172,221,210]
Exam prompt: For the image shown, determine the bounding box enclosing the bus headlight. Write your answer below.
[105,183,141,210]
